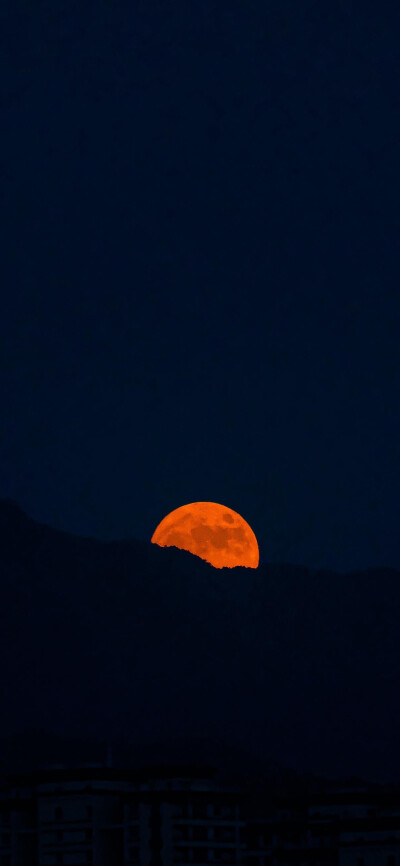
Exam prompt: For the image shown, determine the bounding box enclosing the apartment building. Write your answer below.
[245,786,400,866]
[1,767,400,865]
[0,765,245,866]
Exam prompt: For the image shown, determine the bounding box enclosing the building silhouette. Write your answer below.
[0,765,400,865]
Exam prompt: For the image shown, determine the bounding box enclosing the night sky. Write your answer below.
[2,1,400,572]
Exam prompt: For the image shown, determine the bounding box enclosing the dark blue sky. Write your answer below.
[1,0,399,571]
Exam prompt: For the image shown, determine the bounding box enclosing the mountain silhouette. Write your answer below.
[1,498,399,783]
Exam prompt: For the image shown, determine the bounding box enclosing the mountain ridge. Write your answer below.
[1,498,399,783]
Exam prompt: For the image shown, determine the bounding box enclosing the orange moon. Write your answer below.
[151,502,259,569]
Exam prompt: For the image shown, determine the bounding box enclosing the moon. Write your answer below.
[151,502,259,569]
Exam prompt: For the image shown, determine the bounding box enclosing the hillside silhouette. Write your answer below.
[1,498,399,783]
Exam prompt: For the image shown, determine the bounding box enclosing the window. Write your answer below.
[193,803,208,820]
[174,848,188,863]
[215,828,234,843]
[194,847,210,863]
[87,805,93,820]
[55,807,63,821]
[193,827,208,843]
[214,851,232,863]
